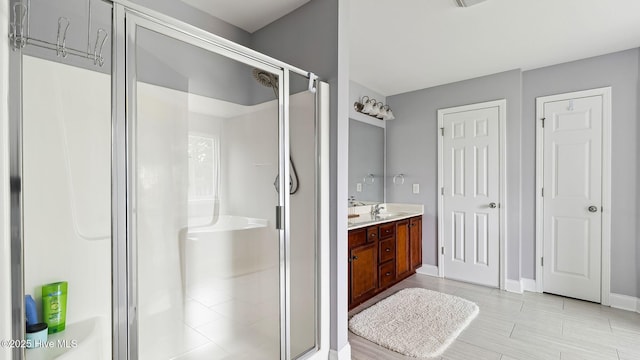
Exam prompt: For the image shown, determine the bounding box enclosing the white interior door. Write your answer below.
[440,103,501,287]
[541,95,602,303]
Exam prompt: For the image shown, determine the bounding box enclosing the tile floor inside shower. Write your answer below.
[167,267,280,360]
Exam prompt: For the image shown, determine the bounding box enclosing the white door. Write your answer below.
[440,102,501,287]
[541,95,602,303]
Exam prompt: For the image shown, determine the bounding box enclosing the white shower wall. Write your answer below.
[136,82,318,358]
[22,56,111,359]
[135,82,194,359]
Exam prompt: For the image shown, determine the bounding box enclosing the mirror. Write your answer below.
[349,118,384,205]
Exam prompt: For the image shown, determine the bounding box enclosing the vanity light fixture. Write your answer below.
[354,96,396,121]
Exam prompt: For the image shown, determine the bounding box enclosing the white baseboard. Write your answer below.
[505,279,523,294]
[610,293,640,313]
[329,343,351,360]
[522,278,537,292]
[415,264,439,277]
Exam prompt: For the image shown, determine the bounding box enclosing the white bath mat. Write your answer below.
[349,288,479,358]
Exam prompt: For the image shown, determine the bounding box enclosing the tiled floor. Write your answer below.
[349,274,640,360]
[172,267,281,360]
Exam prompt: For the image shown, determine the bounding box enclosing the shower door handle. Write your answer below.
[275,206,284,230]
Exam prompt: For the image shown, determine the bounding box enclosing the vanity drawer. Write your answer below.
[348,228,367,248]
[366,226,379,243]
[379,223,395,239]
[378,238,395,263]
[378,261,396,288]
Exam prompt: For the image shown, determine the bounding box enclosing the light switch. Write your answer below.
[412,183,420,194]
[356,183,362,192]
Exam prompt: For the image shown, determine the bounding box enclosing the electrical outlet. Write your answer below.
[412,183,420,194]
[356,183,362,192]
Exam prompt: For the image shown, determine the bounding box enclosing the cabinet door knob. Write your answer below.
[370,233,376,237]
[385,272,391,276]
[349,255,358,262]
[385,248,391,252]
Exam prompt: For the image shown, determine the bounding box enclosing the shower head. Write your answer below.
[252,68,279,99]
[252,68,279,89]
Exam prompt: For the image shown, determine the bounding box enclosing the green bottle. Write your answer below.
[41,281,67,334]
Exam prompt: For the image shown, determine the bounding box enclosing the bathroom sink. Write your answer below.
[375,212,406,219]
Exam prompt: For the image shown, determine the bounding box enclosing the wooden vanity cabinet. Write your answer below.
[348,228,377,306]
[395,220,411,280]
[348,215,423,310]
[349,242,377,305]
[410,217,422,270]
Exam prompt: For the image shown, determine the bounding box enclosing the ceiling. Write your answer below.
[179,0,640,97]
[180,0,310,33]
[351,0,640,96]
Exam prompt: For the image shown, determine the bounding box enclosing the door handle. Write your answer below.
[489,202,497,209]
[588,206,598,213]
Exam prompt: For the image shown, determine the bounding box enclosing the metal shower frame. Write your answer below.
[8,0,326,359]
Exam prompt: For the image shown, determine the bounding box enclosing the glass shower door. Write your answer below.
[127,17,286,360]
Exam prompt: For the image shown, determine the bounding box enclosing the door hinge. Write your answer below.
[541,188,544,197]
[440,127,444,136]
[275,205,284,230]
[441,187,444,195]
[541,117,545,128]
[441,247,445,255]
[541,257,544,267]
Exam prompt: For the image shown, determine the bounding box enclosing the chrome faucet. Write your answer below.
[370,204,385,217]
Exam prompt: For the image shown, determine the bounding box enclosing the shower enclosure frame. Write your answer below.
[8,1,331,359]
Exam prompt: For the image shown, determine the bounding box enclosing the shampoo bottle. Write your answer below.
[24,295,37,326]
[41,281,67,334]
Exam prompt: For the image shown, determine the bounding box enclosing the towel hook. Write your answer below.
[393,174,405,185]
[363,173,375,185]
[56,17,70,58]
[10,3,28,50]
[93,28,108,66]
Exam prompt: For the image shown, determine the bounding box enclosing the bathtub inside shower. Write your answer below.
[183,215,278,287]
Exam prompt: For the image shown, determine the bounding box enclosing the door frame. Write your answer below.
[437,99,507,290]
[534,87,611,305]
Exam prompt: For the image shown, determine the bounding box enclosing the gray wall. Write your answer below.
[129,0,251,46]
[522,49,639,297]
[386,70,523,280]
[250,0,346,352]
[349,119,384,203]
[387,49,640,298]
